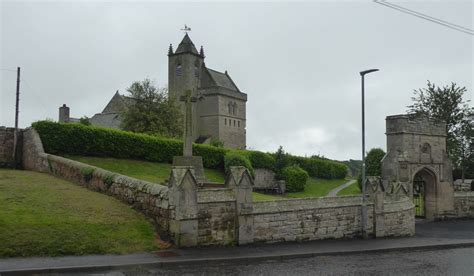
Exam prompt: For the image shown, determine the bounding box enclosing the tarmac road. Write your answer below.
[71,247,474,275]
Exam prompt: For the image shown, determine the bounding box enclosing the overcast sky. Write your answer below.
[1,0,472,161]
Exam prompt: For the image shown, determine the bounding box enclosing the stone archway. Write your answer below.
[412,168,437,220]
[381,115,455,221]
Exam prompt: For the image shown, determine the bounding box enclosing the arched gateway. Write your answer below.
[381,115,455,220]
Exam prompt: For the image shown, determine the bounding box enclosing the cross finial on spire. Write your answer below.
[181,24,191,33]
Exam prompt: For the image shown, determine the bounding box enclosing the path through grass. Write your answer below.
[0,169,158,257]
[337,181,362,196]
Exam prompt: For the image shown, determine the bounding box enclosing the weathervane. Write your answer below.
[181,24,191,33]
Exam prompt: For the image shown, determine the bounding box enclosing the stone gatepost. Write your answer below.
[168,166,198,247]
[374,187,385,238]
[225,166,254,245]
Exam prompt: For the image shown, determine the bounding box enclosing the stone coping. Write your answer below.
[197,188,235,203]
[454,191,474,197]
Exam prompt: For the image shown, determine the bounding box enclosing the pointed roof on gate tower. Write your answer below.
[175,33,200,55]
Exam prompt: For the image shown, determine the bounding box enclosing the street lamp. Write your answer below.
[360,68,379,239]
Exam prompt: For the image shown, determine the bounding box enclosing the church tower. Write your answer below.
[168,33,205,103]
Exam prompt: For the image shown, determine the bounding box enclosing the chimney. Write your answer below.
[59,104,70,123]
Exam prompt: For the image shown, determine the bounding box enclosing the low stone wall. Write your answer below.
[197,189,236,245]
[22,127,418,247]
[253,196,372,242]
[454,192,474,218]
[0,126,22,168]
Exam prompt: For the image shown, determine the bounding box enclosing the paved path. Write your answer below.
[1,220,474,274]
[327,179,356,196]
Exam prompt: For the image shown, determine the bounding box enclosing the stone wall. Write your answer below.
[0,127,22,168]
[197,189,236,245]
[22,127,418,247]
[454,192,474,218]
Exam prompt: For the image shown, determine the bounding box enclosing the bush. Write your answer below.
[242,150,275,171]
[224,151,254,176]
[32,120,227,169]
[286,155,347,179]
[281,165,309,192]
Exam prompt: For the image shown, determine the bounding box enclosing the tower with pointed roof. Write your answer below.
[168,33,247,149]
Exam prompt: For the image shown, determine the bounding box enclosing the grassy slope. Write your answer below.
[285,178,348,198]
[337,181,362,196]
[0,169,158,257]
[67,156,348,201]
[68,156,226,183]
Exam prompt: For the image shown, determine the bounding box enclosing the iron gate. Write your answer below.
[413,177,425,217]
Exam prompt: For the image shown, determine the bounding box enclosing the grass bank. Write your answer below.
[0,169,158,257]
[337,181,362,196]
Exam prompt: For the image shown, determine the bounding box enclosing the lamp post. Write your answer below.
[359,68,379,239]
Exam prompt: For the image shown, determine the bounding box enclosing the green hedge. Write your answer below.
[224,151,254,176]
[32,121,226,169]
[287,155,347,179]
[281,165,308,192]
[241,150,275,170]
[32,121,347,179]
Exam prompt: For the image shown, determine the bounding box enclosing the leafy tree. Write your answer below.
[274,146,289,179]
[210,138,224,148]
[79,116,91,126]
[358,148,385,189]
[121,79,183,138]
[407,81,473,179]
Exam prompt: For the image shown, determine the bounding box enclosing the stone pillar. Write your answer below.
[374,187,385,238]
[59,104,70,123]
[225,166,254,245]
[168,166,198,247]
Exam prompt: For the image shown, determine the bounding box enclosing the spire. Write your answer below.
[174,33,199,55]
[168,44,174,56]
[199,46,205,58]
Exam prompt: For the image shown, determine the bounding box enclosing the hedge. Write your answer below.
[31,121,347,179]
[281,165,308,192]
[286,155,347,179]
[32,121,226,169]
[224,151,254,176]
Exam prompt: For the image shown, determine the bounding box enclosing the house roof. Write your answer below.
[89,112,122,129]
[205,68,240,92]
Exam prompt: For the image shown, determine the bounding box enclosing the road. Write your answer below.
[72,247,474,275]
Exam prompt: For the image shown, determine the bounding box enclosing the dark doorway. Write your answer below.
[413,175,425,217]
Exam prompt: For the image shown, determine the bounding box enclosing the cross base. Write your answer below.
[172,156,206,183]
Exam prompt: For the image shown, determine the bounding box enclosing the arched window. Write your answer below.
[238,121,240,128]
[228,102,232,114]
[233,102,237,115]
[224,118,227,125]
[194,61,199,78]
[176,64,182,76]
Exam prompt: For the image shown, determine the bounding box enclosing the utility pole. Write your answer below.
[13,67,20,166]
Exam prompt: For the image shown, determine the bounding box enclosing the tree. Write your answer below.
[79,116,91,126]
[407,81,473,179]
[274,146,289,180]
[121,79,183,138]
[358,148,385,189]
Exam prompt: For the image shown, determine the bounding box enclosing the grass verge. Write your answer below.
[67,156,226,183]
[0,169,158,257]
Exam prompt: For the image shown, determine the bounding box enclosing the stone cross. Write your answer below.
[180,90,198,157]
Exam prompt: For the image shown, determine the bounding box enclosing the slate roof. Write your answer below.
[205,68,240,92]
[175,33,199,55]
[89,112,122,129]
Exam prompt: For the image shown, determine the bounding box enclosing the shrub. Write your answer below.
[286,155,347,179]
[281,165,308,193]
[32,121,227,169]
[80,167,95,183]
[242,150,275,171]
[224,151,254,176]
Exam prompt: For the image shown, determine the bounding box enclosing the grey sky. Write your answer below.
[1,0,472,160]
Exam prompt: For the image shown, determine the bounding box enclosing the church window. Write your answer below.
[233,120,236,127]
[228,102,232,114]
[233,103,237,115]
[194,61,199,78]
[225,118,227,125]
[238,121,240,128]
[176,64,182,76]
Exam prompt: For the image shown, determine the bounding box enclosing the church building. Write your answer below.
[58,33,247,150]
